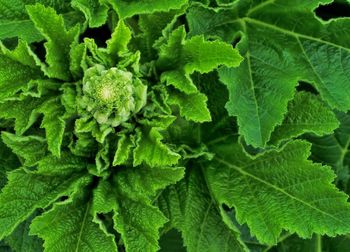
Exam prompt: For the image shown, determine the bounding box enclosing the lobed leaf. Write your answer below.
[206,140,350,244]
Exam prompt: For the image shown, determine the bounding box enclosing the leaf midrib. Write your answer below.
[242,17,350,53]
[75,202,90,252]
[214,156,346,224]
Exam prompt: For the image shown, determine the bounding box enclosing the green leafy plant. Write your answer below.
[0,0,350,251]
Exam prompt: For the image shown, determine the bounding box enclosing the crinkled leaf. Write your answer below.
[135,10,181,61]
[30,199,117,252]
[158,26,243,94]
[37,99,65,157]
[205,140,350,244]
[0,169,91,239]
[1,132,47,166]
[114,165,185,198]
[69,42,86,79]
[72,0,108,28]
[113,134,133,166]
[36,152,87,176]
[157,168,248,252]
[107,0,187,18]
[69,132,98,158]
[107,20,132,57]
[0,96,43,135]
[270,92,339,145]
[26,4,79,81]
[306,112,350,190]
[0,43,42,102]
[0,0,72,42]
[211,0,350,147]
[168,90,211,122]
[114,198,167,252]
[133,127,180,167]
[93,166,184,252]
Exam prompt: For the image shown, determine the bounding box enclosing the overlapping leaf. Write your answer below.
[188,0,350,147]
[0,169,91,239]
[26,3,79,81]
[157,168,248,252]
[269,91,339,145]
[205,140,350,244]
[30,199,117,252]
[93,165,185,252]
[0,0,73,42]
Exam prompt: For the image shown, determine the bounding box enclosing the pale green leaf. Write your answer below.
[107,20,132,56]
[270,92,340,145]
[158,26,243,94]
[206,140,350,244]
[168,90,211,122]
[37,99,65,157]
[69,42,86,79]
[133,127,180,167]
[0,169,91,239]
[113,134,133,166]
[30,199,117,252]
[26,4,79,81]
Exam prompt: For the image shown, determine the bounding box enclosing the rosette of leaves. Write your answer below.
[0,1,242,251]
[1,1,350,252]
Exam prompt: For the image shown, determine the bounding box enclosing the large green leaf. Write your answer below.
[157,168,248,252]
[0,169,91,239]
[205,140,350,245]
[26,4,79,81]
[30,199,117,252]
[187,1,350,147]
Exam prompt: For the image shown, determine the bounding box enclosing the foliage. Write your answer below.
[0,0,350,251]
